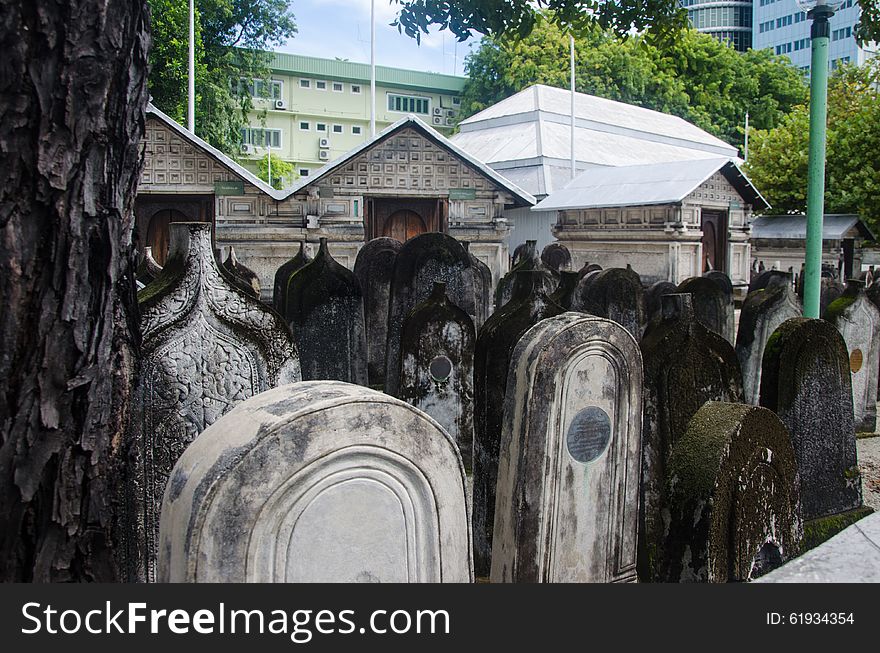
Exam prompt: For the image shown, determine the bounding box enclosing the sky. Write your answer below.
[277,0,478,76]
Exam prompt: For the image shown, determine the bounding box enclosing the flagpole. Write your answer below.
[188,0,195,133]
[570,34,576,180]
[370,0,376,137]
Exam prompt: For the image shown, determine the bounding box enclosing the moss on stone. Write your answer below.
[802,506,874,551]
[824,294,857,320]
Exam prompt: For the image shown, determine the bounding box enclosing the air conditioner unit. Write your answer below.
[241,144,256,155]
[432,116,442,125]
[274,99,288,110]
[433,107,442,116]
[446,109,455,117]
[319,150,330,161]
[319,137,331,149]
[445,117,454,126]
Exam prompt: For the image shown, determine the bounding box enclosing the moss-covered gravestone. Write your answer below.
[222,246,261,299]
[492,314,642,582]
[571,266,646,340]
[735,277,801,404]
[704,270,734,303]
[473,270,565,578]
[748,269,792,294]
[395,282,476,471]
[136,246,163,287]
[645,280,677,326]
[760,318,862,521]
[824,279,880,433]
[353,237,402,387]
[272,241,312,317]
[129,222,301,582]
[660,402,802,582]
[541,242,572,272]
[639,294,744,581]
[679,275,735,343]
[549,271,580,310]
[494,240,557,310]
[285,238,368,385]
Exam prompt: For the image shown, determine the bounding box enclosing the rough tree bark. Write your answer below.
[0,0,150,581]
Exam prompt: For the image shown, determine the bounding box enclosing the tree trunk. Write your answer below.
[0,0,150,581]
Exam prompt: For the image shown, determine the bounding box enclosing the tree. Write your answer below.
[257,152,295,189]
[147,0,296,153]
[460,18,807,151]
[0,0,150,581]
[745,61,880,229]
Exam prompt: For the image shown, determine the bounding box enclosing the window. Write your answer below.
[299,121,310,131]
[452,96,461,106]
[332,124,344,134]
[299,79,310,89]
[316,123,327,132]
[240,128,281,149]
[351,84,361,94]
[352,125,362,135]
[240,78,282,99]
[315,80,327,90]
[387,93,430,115]
[299,168,310,177]
[332,82,344,92]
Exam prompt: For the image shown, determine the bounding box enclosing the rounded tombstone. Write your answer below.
[158,381,473,583]
[644,280,678,327]
[571,266,646,340]
[136,246,163,287]
[677,276,729,340]
[577,262,602,279]
[704,270,734,302]
[273,241,312,316]
[549,271,581,310]
[540,242,572,272]
[748,269,792,295]
[222,246,261,299]
[495,240,557,310]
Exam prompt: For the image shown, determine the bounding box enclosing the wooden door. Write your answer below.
[384,209,427,242]
[701,210,727,273]
[146,208,189,265]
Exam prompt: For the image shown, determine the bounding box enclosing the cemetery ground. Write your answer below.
[857,433,880,510]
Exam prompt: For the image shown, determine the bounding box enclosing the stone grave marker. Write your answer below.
[495,240,557,310]
[136,246,163,287]
[222,246,261,299]
[702,270,736,343]
[540,242,572,272]
[735,277,801,404]
[571,265,646,340]
[158,381,473,583]
[128,222,301,582]
[645,280,677,326]
[272,241,312,316]
[824,279,880,432]
[660,402,802,582]
[748,269,792,294]
[396,282,476,471]
[760,317,862,521]
[461,241,493,330]
[577,262,602,279]
[677,276,733,342]
[491,314,642,583]
[285,238,368,385]
[549,271,581,310]
[353,237,402,387]
[867,279,880,400]
[473,270,564,577]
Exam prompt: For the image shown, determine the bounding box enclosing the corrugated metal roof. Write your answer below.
[269,52,466,93]
[750,214,874,240]
[533,158,767,211]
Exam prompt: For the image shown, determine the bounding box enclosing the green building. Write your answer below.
[240,52,466,186]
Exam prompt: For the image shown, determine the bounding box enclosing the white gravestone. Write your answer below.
[158,381,473,583]
[491,313,643,582]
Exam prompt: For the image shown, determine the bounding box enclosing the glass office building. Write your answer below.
[682,0,754,51]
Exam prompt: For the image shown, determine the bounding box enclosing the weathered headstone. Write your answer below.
[577,261,602,279]
[571,266,646,340]
[136,246,163,287]
[660,402,802,582]
[353,237,402,387]
[548,271,581,310]
[760,317,862,520]
[866,279,880,400]
[396,282,476,471]
[495,240,557,310]
[272,241,312,316]
[677,276,733,342]
[222,246,261,299]
[285,238,368,385]
[824,279,880,432]
[129,222,301,582]
[540,242,572,272]
[749,269,791,294]
[735,277,801,404]
[639,294,744,581]
[159,381,473,582]
[645,280,678,326]
[462,240,493,330]
[703,270,736,343]
[385,233,475,397]
[491,314,643,582]
[798,274,846,316]
[473,270,564,577]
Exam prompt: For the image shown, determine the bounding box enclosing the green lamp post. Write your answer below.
[800,0,842,318]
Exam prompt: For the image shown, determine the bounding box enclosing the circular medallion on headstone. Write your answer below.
[429,355,453,383]
[850,349,863,373]
[566,406,612,464]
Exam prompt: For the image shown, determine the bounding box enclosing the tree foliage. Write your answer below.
[146,0,296,153]
[460,18,808,151]
[745,61,880,229]
[257,152,295,189]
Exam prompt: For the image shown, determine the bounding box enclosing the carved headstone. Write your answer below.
[222,246,261,299]
[660,402,802,582]
[272,241,312,316]
[677,276,733,342]
[492,314,642,582]
[571,266,646,340]
[129,222,301,582]
[396,282,476,471]
[285,238,368,385]
[473,270,564,577]
[735,278,801,404]
[495,240,557,310]
[760,318,862,520]
[824,279,880,432]
[645,280,678,326]
[385,233,475,397]
[159,381,473,582]
[353,237,402,387]
[136,246,163,287]
[462,241,493,330]
[540,242,572,272]
[549,271,581,310]
[639,294,744,581]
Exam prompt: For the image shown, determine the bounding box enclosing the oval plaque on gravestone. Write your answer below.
[566,406,612,463]
[850,349,863,373]
[429,355,453,383]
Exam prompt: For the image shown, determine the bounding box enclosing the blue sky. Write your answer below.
[278,0,478,76]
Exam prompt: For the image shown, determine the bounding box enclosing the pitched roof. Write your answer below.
[750,214,875,240]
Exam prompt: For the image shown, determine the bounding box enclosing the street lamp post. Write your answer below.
[799,0,842,318]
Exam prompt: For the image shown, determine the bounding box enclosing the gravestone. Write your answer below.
[639,294,744,581]
[511,240,536,267]
[748,269,791,294]
[798,275,846,316]
[645,280,678,326]
[491,313,643,582]
[824,279,880,432]
[571,266,646,340]
[285,238,368,385]
[549,271,581,310]
[866,280,880,400]
[396,282,476,471]
[462,241,493,330]
[677,276,732,342]
[272,241,312,316]
[577,262,602,279]
[129,222,301,582]
[136,246,163,287]
[158,381,472,583]
[222,246,261,299]
[353,237,402,386]
[660,402,802,582]
[473,270,565,577]
[735,278,801,404]
[495,240,557,310]
[540,242,572,272]
[702,270,736,343]
[385,233,475,397]
[760,318,862,520]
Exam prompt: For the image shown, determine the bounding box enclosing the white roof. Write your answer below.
[533,158,768,211]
